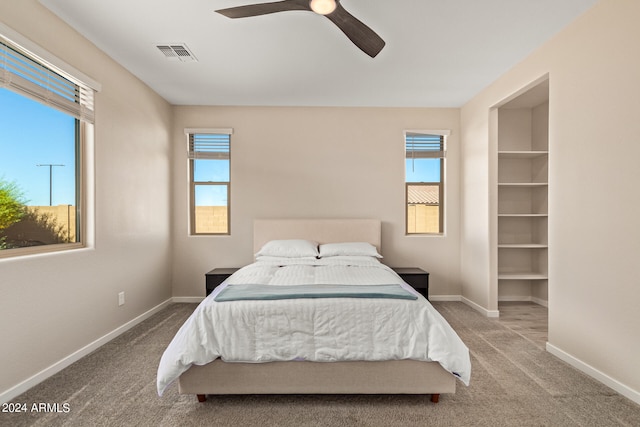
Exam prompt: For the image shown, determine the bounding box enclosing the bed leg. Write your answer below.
[430,394,440,403]
[197,394,207,403]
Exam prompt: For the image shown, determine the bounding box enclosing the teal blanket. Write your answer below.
[214,284,418,302]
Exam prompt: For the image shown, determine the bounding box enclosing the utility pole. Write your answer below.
[37,164,64,206]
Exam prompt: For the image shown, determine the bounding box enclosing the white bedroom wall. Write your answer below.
[171,106,461,299]
[0,1,173,400]
[461,0,640,399]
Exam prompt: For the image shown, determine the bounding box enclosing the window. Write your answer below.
[187,129,232,235]
[405,131,447,234]
[0,32,96,257]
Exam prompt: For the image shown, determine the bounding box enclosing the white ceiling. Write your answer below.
[39,0,598,107]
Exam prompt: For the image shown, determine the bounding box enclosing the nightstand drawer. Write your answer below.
[205,268,239,296]
[392,267,430,300]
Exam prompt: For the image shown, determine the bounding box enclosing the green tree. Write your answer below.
[0,178,27,230]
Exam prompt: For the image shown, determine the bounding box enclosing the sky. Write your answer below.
[193,159,229,206]
[0,88,77,206]
[406,158,440,183]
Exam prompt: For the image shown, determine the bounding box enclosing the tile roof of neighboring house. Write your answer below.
[407,185,440,205]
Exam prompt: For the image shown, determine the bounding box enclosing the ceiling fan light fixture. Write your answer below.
[215,0,384,57]
[309,0,337,15]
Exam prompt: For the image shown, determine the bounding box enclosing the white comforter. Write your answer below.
[157,257,471,395]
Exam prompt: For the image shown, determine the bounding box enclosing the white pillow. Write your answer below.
[317,255,382,265]
[255,239,319,258]
[255,256,319,263]
[318,242,382,258]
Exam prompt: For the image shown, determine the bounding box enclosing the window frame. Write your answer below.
[0,25,98,259]
[186,129,233,236]
[404,130,449,236]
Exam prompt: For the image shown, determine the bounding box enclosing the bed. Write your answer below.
[157,219,470,403]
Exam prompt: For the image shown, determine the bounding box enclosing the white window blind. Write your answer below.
[405,132,446,159]
[0,38,95,123]
[186,129,232,160]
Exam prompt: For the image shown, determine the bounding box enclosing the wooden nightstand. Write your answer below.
[205,268,239,296]
[392,267,430,300]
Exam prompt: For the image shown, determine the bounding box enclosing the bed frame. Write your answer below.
[178,219,456,403]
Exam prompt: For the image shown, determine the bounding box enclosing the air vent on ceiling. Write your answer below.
[156,44,198,62]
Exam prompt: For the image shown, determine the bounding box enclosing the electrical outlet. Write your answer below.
[118,291,125,306]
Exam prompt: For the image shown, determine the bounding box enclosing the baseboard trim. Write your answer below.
[172,296,204,303]
[428,295,461,302]
[0,298,172,404]
[546,343,640,405]
[530,297,548,307]
[461,296,500,318]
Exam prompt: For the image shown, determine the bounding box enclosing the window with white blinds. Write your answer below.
[404,131,448,235]
[406,133,446,160]
[0,30,97,257]
[186,129,232,235]
[188,133,230,160]
[0,39,95,123]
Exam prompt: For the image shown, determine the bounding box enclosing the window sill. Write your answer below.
[0,242,86,260]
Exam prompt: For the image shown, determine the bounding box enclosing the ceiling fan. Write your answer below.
[215,0,385,58]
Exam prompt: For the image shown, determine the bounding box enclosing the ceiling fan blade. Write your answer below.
[216,0,311,19]
[325,2,385,58]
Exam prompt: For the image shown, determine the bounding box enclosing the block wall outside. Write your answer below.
[28,205,77,240]
[195,206,228,234]
[407,204,439,234]
[1,205,77,246]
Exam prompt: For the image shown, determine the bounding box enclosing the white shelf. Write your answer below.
[498,244,548,248]
[498,182,548,187]
[498,150,548,158]
[498,213,547,217]
[498,273,548,280]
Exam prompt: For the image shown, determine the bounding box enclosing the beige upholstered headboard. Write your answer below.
[253,219,381,254]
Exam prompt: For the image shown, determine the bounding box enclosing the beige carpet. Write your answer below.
[3,302,639,426]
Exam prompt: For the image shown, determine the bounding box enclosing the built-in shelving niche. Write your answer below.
[496,78,549,307]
